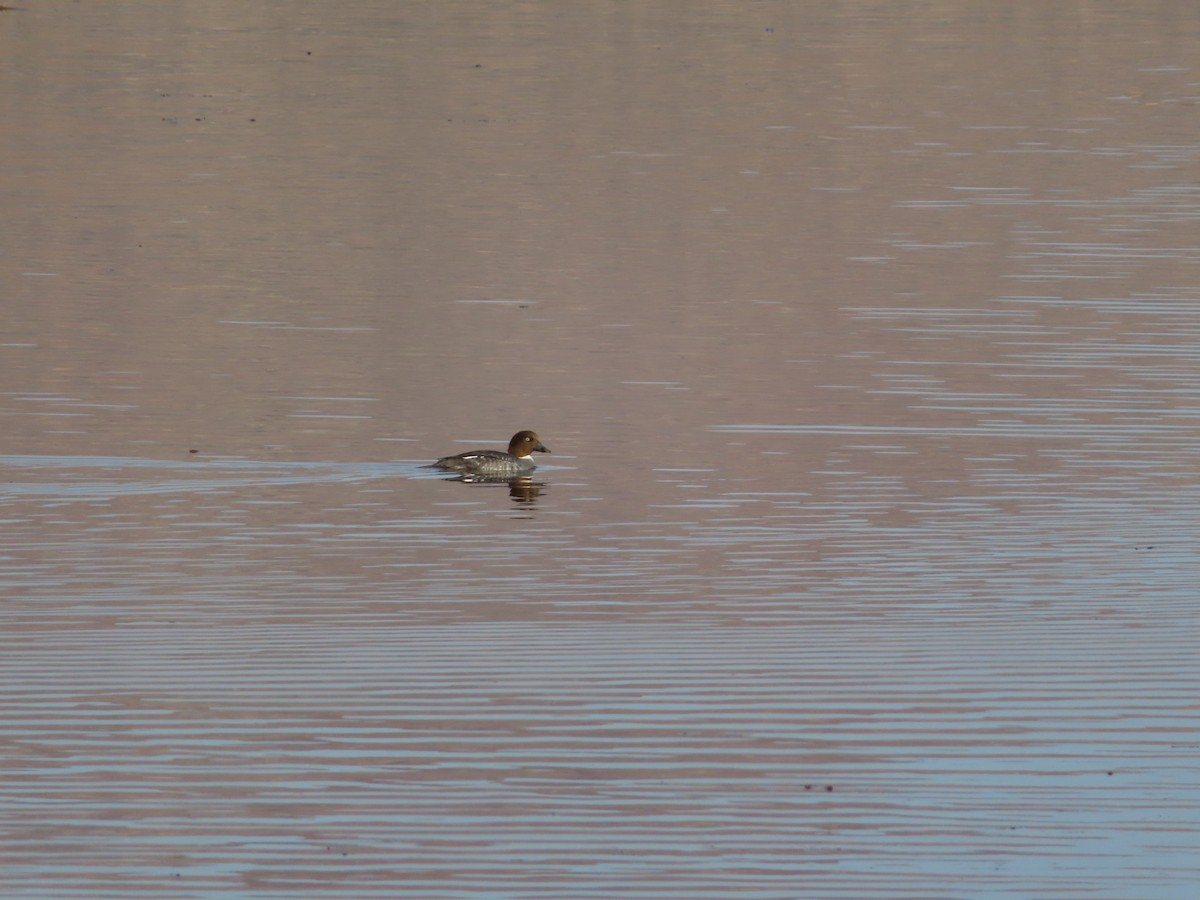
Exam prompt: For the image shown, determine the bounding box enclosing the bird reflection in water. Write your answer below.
[439,473,546,504]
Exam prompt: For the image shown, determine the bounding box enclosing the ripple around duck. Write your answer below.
[0,455,419,499]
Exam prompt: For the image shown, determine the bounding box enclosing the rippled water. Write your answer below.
[4,405,1198,898]
[4,1,1200,898]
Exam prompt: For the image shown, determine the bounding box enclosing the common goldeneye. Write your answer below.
[429,430,550,477]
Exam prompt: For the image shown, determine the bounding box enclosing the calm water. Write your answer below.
[3,2,1199,898]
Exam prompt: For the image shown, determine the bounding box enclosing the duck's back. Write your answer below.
[432,448,533,476]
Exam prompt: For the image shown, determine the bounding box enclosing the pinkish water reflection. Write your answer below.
[3,1,1199,898]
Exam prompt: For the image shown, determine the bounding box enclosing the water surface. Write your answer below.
[2,2,1199,897]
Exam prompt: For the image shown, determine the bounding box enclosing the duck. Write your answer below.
[429,430,550,477]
